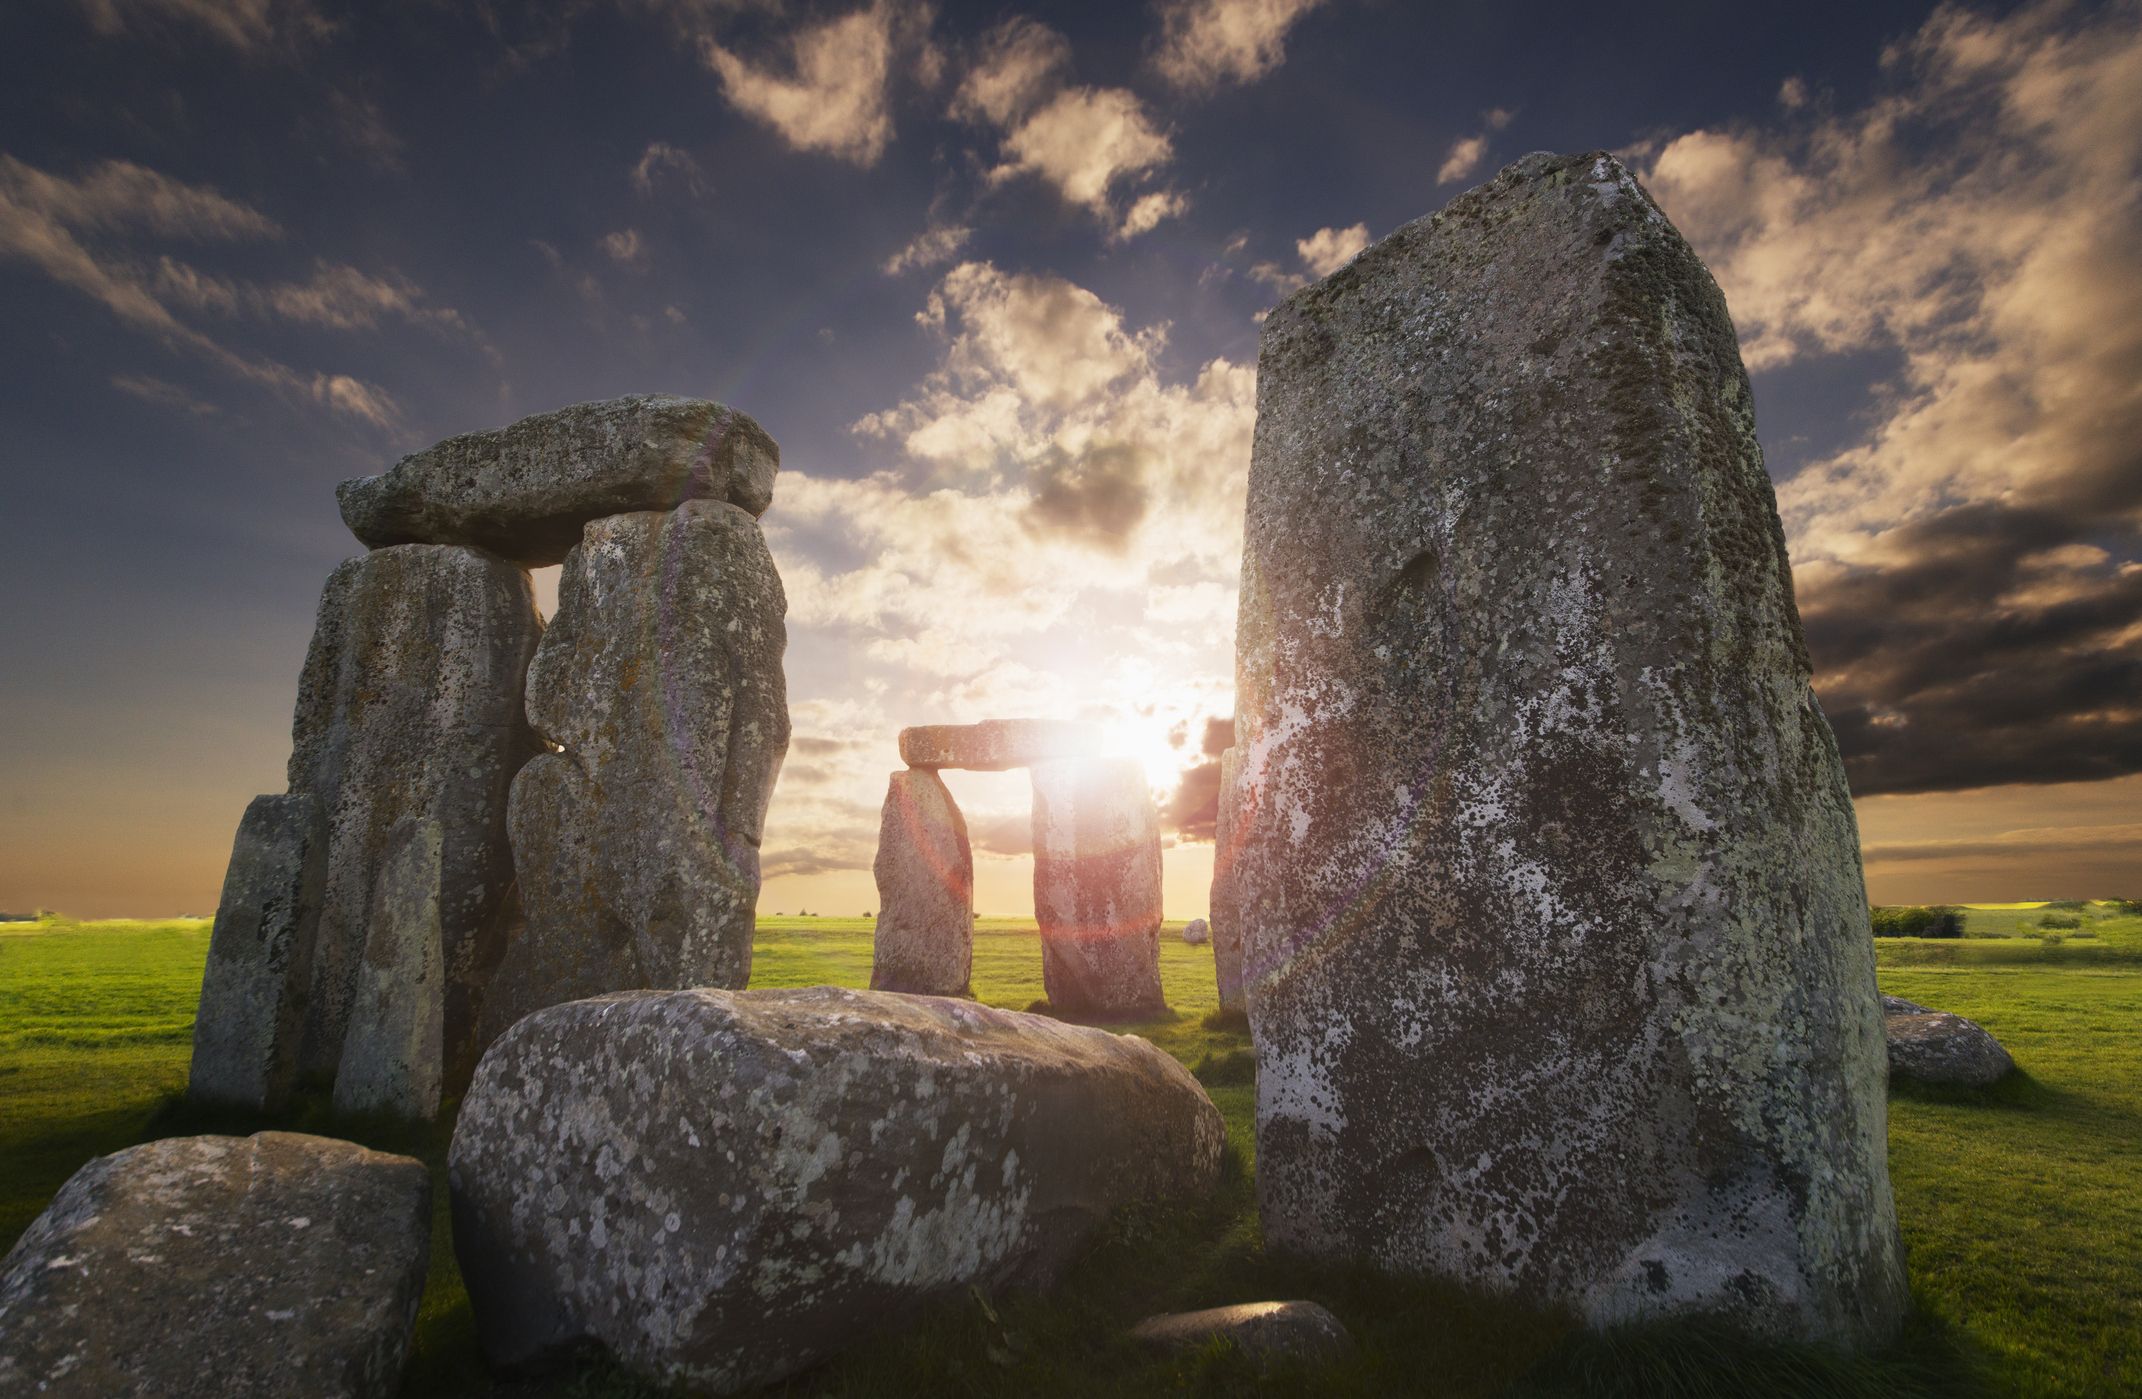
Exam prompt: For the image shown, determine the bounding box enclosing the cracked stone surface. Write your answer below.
[449,986,1225,1393]
[1232,151,1905,1346]
[337,395,779,567]
[0,1132,431,1398]
[871,769,974,997]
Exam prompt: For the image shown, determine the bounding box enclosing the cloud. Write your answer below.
[110,372,219,415]
[1436,134,1487,184]
[949,16,1069,126]
[1251,221,1368,295]
[701,3,898,165]
[73,0,333,55]
[1115,188,1189,241]
[1636,0,2142,795]
[326,91,405,174]
[882,223,970,276]
[1151,0,1327,91]
[1863,822,2142,864]
[630,140,708,196]
[598,228,647,267]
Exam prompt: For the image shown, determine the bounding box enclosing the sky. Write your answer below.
[2,0,2137,918]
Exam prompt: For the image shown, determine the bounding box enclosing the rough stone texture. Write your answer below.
[0,1132,431,1398]
[1129,1301,1354,1364]
[1882,997,2015,1087]
[899,718,1099,771]
[1031,758,1166,1020]
[333,819,446,1120]
[1181,918,1210,945]
[188,793,326,1112]
[337,395,779,567]
[870,769,974,996]
[487,500,788,1041]
[1209,746,1247,1013]
[1232,152,1905,1345]
[450,986,1225,1393]
[290,544,542,1090]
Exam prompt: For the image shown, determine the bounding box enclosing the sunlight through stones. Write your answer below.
[1031,757,1167,1019]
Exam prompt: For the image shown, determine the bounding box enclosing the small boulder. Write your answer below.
[332,818,446,1120]
[450,986,1225,1394]
[1883,998,2015,1087]
[871,769,974,996]
[1031,757,1166,1020]
[1182,918,1211,945]
[1130,1300,1354,1365]
[188,793,326,1112]
[337,395,778,566]
[0,1132,431,1398]
[899,718,1099,771]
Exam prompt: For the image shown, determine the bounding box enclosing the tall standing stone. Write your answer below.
[333,819,446,1120]
[870,769,974,996]
[1209,747,1247,1014]
[1233,152,1905,1344]
[1030,758,1165,1020]
[488,499,788,1037]
[188,793,327,1112]
[290,545,542,1089]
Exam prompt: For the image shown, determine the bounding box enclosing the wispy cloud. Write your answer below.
[1151,0,1328,91]
[629,140,708,196]
[701,3,900,165]
[882,223,971,276]
[1435,107,1514,184]
[73,0,334,56]
[1251,220,1368,294]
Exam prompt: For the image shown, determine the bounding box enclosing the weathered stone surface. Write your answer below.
[333,819,445,1120]
[291,544,542,1090]
[450,986,1225,1393]
[337,395,779,566]
[0,1132,430,1398]
[1031,757,1166,1020]
[1209,746,1247,1013]
[871,769,973,996]
[1181,917,1210,945]
[188,793,326,1111]
[1232,152,1904,1345]
[1882,996,2014,1087]
[486,501,787,1041]
[899,717,1099,771]
[1130,1300,1354,1364]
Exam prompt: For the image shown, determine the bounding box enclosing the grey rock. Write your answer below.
[1232,152,1905,1346]
[450,986,1225,1394]
[1031,757,1166,1020]
[899,717,1099,771]
[290,544,542,1090]
[332,819,446,1120]
[0,1132,431,1398]
[1181,917,1210,945]
[337,395,779,567]
[1209,746,1247,1013]
[870,769,974,996]
[1884,1002,2014,1087]
[1130,1300,1353,1365]
[487,501,788,1041]
[188,794,326,1112]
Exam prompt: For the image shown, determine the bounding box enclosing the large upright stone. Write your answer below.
[871,769,974,996]
[899,717,1098,771]
[188,793,326,1111]
[1233,152,1905,1345]
[291,544,542,1089]
[333,819,446,1120]
[451,987,1225,1394]
[1030,757,1165,1019]
[337,395,779,567]
[1209,746,1247,1013]
[488,500,788,1037]
[0,1132,431,1398]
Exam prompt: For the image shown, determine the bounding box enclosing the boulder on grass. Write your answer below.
[1130,1301,1353,1365]
[1181,918,1211,946]
[450,986,1225,1394]
[0,1132,431,1398]
[1882,996,2015,1087]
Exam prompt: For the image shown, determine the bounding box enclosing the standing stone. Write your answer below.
[337,395,779,567]
[450,987,1225,1394]
[487,500,788,1038]
[1233,152,1905,1345]
[871,769,974,996]
[188,793,326,1112]
[333,819,446,1120]
[0,1132,431,1398]
[290,544,541,1090]
[1030,758,1165,1019]
[1209,746,1247,1013]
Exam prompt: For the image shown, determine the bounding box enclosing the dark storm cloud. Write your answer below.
[1164,715,1234,840]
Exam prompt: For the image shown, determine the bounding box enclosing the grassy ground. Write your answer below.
[3,911,2138,1396]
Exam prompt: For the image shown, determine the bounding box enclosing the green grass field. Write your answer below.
[4,909,2138,1397]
